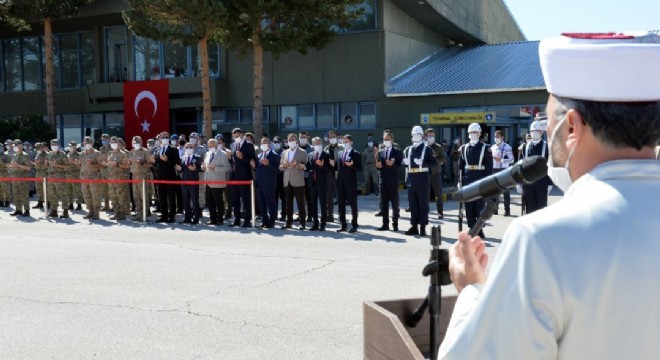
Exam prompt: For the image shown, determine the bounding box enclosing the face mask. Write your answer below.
[147,145,154,150]
[288,141,297,149]
[495,138,502,145]
[273,143,282,150]
[233,136,240,143]
[169,140,177,146]
[102,140,109,146]
[343,142,352,150]
[5,145,10,150]
[338,140,344,146]
[13,146,19,152]
[329,138,337,145]
[37,150,43,154]
[185,148,194,156]
[313,145,323,153]
[51,145,60,152]
[324,137,329,142]
[161,140,169,146]
[111,143,118,150]
[154,140,161,146]
[133,143,141,150]
[85,144,93,150]
[368,141,374,147]
[260,144,269,152]
[468,134,479,144]
[412,134,422,143]
[531,132,542,141]
[383,140,392,148]
[547,117,577,193]
[300,138,308,146]
[208,147,216,152]
[190,138,197,145]
[427,137,435,145]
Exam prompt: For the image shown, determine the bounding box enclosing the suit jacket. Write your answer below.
[231,140,256,181]
[279,147,308,187]
[337,148,362,184]
[155,145,180,180]
[203,148,230,188]
[255,150,280,189]
[307,150,332,187]
[179,154,201,182]
[377,146,403,187]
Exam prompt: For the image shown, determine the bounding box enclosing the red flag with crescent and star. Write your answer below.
[123,79,170,149]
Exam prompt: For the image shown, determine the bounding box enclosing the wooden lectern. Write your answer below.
[363,296,457,360]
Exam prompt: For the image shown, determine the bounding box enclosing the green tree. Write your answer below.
[217,0,364,139]
[10,0,93,133]
[123,0,228,139]
[0,115,56,143]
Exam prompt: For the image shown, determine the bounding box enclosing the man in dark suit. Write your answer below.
[376,131,403,232]
[155,132,181,223]
[229,128,257,228]
[307,136,332,231]
[272,136,286,221]
[336,134,362,233]
[255,137,280,228]
[177,142,202,224]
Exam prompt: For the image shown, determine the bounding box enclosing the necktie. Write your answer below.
[343,150,348,165]
[386,148,390,161]
[187,156,190,166]
[210,152,214,162]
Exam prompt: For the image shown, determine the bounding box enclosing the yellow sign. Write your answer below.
[420,112,496,125]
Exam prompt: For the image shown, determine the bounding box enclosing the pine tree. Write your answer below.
[123,0,228,139]
[217,0,364,139]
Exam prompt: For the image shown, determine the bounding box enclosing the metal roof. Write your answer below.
[385,41,545,97]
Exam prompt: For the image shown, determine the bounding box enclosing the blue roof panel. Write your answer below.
[385,41,545,96]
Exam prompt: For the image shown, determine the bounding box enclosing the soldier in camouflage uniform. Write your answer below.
[0,141,11,208]
[8,139,31,216]
[47,139,70,218]
[129,136,155,221]
[32,142,48,209]
[106,137,130,221]
[79,136,102,220]
[67,141,83,211]
[98,134,112,211]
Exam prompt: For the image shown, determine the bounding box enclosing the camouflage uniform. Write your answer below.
[33,144,48,208]
[10,141,31,214]
[0,149,10,207]
[129,143,154,220]
[79,140,102,220]
[99,134,112,210]
[106,145,130,220]
[47,142,70,217]
[67,144,83,209]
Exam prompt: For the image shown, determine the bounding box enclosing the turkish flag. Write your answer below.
[123,79,169,149]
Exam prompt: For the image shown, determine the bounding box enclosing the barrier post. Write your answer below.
[42,177,48,215]
[250,180,256,227]
[142,179,147,222]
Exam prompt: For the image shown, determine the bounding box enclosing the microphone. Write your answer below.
[454,155,548,202]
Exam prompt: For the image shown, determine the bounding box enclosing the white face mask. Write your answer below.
[5,145,10,150]
[412,134,422,143]
[154,140,161,147]
[185,148,194,156]
[324,137,329,142]
[273,143,282,150]
[37,150,43,154]
[299,138,308,146]
[110,143,118,150]
[133,143,141,150]
[260,144,269,152]
[83,144,92,150]
[427,137,435,145]
[69,146,76,153]
[288,141,297,149]
[161,139,169,146]
[190,138,197,145]
[368,141,374,147]
[468,134,479,144]
[547,117,577,193]
[13,146,19,152]
[531,131,542,141]
[208,147,216,152]
[383,140,392,148]
[51,145,59,152]
[344,142,352,151]
[329,138,337,145]
[313,145,323,153]
[495,137,502,145]
[170,140,177,146]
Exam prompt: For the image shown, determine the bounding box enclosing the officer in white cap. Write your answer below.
[458,122,492,238]
[440,32,660,359]
[521,113,553,213]
[402,125,436,236]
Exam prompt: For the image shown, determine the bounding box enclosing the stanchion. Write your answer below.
[250,180,256,227]
[142,178,147,222]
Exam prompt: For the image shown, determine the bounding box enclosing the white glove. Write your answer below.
[403,158,410,166]
[413,158,423,166]
[516,185,523,194]
[548,185,553,194]
[457,183,462,190]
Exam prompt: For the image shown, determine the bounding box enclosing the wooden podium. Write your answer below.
[363,296,457,360]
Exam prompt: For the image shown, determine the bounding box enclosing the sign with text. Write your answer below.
[420,112,496,125]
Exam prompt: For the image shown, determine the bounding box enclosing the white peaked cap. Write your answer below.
[539,32,660,102]
[411,126,424,135]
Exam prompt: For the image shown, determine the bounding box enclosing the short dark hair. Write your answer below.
[425,128,435,134]
[299,131,309,136]
[554,96,660,150]
[495,130,504,137]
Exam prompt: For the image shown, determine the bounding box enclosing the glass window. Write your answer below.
[339,102,357,129]
[191,42,221,77]
[359,102,376,128]
[316,104,335,129]
[80,32,95,85]
[298,105,314,129]
[4,39,22,92]
[105,26,128,82]
[59,34,79,88]
[211,109,225,133]
[280,106,297,130]
[105,113,125,138]
[61,114,82,145]
[226,109,239,123]
[23,37,42,91]
[134,37,161,81]
[163,43,187,77]
[83,113,103,145]
[240,108,253,123]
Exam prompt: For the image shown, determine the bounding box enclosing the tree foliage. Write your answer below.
[0,115,55,143]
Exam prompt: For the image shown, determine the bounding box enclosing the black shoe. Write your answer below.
[299,225,306,231]
[393,224,399,232]
[405,226,419,236]
[60,210,70,219]
[438,213,444,219]
[374,211,383,217]
[21,210,30,217]
[504,211,511,217]
[191,219,199,225]
[309,224,319,231]
[336,226,347,233]
[228,221,241,227]
[420,226,427,236]
[478,230,486,239]
[241,222,252,228]
[76,203,83,211]
[156,218,168,223]
[180,219,192,224]
[319,224,326,231]
[405,208,411,212]
[377,225,390,231]
[32,201,44,209]
[10,211,23,216]
[205,221,218,226]
[349,226,358,233]
[280,223,292,229]
[69,203,74,211]
[48,210,58,218]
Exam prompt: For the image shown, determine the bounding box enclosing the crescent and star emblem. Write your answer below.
[134,90,158,133]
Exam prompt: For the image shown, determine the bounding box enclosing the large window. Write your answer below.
[339,102,357,130]
[105,26,128,82]
[105,113,125,138]
[316,104,335,129]
[83,113,103,145]
[80,32,95,85]
[134,37,161,81]
[279,102,376,130]
[163,43,187,77]
[4,39,22,92]
[280,106,297,130]
[359,102,376,128]
[298,105,314,129]
[133,38,222,80]
[61,114,82,145]
[59,34,79,88]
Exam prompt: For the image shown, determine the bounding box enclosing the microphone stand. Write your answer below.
[467,194,501,237]
[406,225,451,360]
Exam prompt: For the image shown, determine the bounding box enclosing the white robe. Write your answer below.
[439,160,660,359]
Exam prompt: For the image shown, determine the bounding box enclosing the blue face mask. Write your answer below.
[102,140,109,146]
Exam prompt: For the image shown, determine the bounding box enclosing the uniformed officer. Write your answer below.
[129,136,155,221]
[32,143,48,209]
[8,139,31,216]
[98,134,112,211]
[403,126,437,236]
[458,123,493,238]
[66,141,83,211]
[79,136,102,220]
[106,137,131,221]
[425,128,447,219]
[362,134,379,196]
[522,116,553,213]
[0,140,11,207]
[47,139,70,218]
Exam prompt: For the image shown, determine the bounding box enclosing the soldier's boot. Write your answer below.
[59,209,70,219]
[10,210,23,216]
[21,210,30,217]
[69,203,74,210]
[75,203,82,211]
[404,225,419,236]
[32,200,44,209]
[419,226,427,237]
[48,210,58,218]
